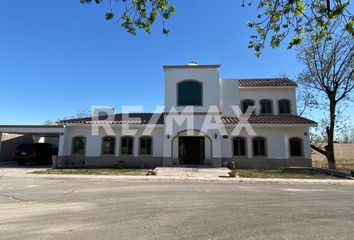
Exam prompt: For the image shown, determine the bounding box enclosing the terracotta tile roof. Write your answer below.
[238,78,298,87]
[58,113,164,125]
[59,113,315,125]
[221,115,316,125]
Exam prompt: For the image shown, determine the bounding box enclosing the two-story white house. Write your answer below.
[54,63,316,168]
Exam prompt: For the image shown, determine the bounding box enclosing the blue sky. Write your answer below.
[0,0,352,125]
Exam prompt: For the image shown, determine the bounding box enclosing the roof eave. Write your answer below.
[224,123,317,127]
[163,64,221,70]
[238,86,297,89]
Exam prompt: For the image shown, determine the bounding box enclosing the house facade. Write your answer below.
[55,64,316,168]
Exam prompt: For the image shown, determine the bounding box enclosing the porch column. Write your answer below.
[247,136,252,159]
[58,132,65,157]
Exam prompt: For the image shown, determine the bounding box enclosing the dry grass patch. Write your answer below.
[32,168,148,176]
[237,169,339,179]
[313,159,354,171]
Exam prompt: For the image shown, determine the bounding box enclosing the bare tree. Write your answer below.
[297,31,354,169]
[44,108,92,125]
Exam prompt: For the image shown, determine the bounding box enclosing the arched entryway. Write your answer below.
[172,130,212,165]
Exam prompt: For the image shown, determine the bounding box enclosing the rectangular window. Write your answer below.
[233,138,246,156]
[140,138,152,155]
[279,100,291,114]
[72,137,86,155]
[261,100,272,114]
[253,138,266,156]
[242,100,255,114]
[102,137,115,155]
[121,137,133,155]
[177,81,202,106]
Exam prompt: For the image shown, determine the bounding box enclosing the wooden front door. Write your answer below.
[179,137,205,165]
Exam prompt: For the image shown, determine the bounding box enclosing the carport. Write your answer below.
[0,125,64,162]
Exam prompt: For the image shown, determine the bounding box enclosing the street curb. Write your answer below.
[23,173,354,185]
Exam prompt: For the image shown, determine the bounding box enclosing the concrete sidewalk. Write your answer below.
[1,165,354,185]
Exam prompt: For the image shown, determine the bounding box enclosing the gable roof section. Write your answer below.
[59,113,316,125]
[238,78,297,87]
[58,113,164,125]
[221,115,316,125]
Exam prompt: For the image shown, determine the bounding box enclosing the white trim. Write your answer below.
[0,126,64,134]
[63,123,164,128]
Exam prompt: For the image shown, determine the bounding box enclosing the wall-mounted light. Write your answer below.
[214,133,218,139]
[167,135,170,139]
[304,132,308,136]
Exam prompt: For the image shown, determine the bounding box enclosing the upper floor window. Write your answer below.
[121,136,133,155]
[177,81,202,106]
[279,99,291,114]
[253,137,266,156]
[140,137,152,155]
[260,99,273,114]
[233,137,247,156]
[242,99,255,114]
[102,136,115,155]
[289,138,302,157]
[72,136,86,155]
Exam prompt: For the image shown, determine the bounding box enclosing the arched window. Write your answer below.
[177,80,202,106]
[253,137,266,156]
[72,136,86,155]
[140,137,153,155]
[233,137,247,156]
[260,99,273,114]
[241,99,255,114]
[102,136,115,155]
[121,136,133,155]
[278,99,291,114]
[290,138,302,156]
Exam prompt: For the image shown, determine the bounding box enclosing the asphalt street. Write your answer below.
[1,172,354,240]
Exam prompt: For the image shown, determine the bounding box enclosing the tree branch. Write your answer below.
[311,144,327,156]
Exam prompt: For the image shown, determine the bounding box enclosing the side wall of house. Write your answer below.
[164,67,221,113]
[59,126,164,168]
[239,88,297,115]
[221,126,311,168]
[220,79,240,116]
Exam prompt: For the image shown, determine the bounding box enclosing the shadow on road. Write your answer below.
[0,161,51,169]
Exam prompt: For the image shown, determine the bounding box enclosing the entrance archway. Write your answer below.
[171,130,212,165]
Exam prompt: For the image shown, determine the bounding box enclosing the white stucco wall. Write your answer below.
[221,126,311,159]
[164,67,220,113]
[220,79,240,116]
[61,126,164,157]
[239,87,297,115]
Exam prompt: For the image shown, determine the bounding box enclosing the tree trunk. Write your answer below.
[326,150,336,170]
[326,96,336,170]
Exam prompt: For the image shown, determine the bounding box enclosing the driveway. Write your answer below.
[1,174,354,240]
[155,167,231,179]
[0,162,50,177]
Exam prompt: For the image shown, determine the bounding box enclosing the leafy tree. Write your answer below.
[296,31,353,169]
[80,1,353,56]
[245,0,353,56]
[80,0,176,35]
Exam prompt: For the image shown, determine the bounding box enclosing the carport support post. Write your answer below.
[57,131,66,168]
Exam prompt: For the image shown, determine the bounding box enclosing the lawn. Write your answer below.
[312,159,354,171]
[32,168,148,176]
[236,169,340,179]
